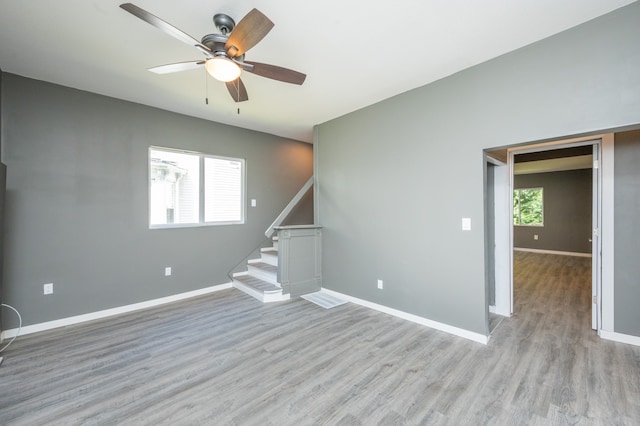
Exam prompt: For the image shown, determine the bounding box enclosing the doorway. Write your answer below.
[485,134,614,335]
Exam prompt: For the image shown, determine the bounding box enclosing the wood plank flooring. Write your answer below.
[1,251,639,424]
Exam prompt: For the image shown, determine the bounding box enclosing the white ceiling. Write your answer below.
[0,1,634,143]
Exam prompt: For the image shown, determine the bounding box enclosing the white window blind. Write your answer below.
[205,157,243,223]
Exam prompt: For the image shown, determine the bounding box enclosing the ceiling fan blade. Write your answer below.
[225,9,274,57]
[225,78,249,102]
[243,61,306,85]
[120,3,211,54]
[149,61,205,74]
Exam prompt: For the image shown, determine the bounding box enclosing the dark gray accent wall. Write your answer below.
[316,3,640,336]
[0,68,3,162]
[514,169,592,253]
[282,188,314,226]
[0,163,5,334]
[0,74,312,329]
[0,69,4,333]
[614,129,640,336]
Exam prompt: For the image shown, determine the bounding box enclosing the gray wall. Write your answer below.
[514,169,592,253]
[316,3,640,336]
[0,73,313,329]
[614,130,640,336]
[282,187,314,226]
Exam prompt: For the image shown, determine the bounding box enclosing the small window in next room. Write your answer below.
[513,187,543,226]
[149,147,245,228]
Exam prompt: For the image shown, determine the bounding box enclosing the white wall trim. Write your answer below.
[1,282,233,340]
[601,134,615,332]
[513,247,592,258]
[600,330,640,347]
[321,288,489,345]
[493,164,511,317]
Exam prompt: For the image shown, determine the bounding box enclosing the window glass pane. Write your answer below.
[513,187,543,226]
[513,190,521,225]
[205,157,243,223]
[149,149,199,225]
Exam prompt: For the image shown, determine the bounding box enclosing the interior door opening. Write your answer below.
[485,134,612,336]
[512,144,596,331]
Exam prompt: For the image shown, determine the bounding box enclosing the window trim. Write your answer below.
[148,146,246,229]
[513,187,544,227]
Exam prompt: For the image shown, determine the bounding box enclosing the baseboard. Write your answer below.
[0,282,233,340]
[514,247,592,258]
[600,330,640,347]
[320,288,489,345]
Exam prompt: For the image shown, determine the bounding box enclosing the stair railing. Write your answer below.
[265,176,313,238]
[226,236,271,284]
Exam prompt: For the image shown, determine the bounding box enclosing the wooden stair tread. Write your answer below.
[233,275,282,294]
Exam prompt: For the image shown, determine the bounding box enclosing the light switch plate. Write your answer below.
[462,218,471,231]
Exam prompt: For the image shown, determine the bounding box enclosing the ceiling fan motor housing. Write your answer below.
[201,33,228,55]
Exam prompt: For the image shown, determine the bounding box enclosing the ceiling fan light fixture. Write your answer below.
[206,57,241,82]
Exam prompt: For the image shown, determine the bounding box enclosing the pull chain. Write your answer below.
[205,68,209,105]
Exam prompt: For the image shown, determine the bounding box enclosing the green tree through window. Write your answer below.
[514,188,543,226]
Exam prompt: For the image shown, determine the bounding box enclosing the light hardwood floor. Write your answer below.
[1,251,639,425]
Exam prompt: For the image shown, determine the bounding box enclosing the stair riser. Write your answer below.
[233,280,289,303]
[261,253,278,266]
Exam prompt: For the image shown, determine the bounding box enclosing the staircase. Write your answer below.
[231,176,322,303]
[232,237,291,303]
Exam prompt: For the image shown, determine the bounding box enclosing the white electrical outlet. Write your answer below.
[534,235,539,240]
[165,267,172,276]
[462,218,471,231]
[377,279,383,290]
[43,283,53,295]
[251,199,257,207]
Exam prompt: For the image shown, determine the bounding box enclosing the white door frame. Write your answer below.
[486,155,511,317]
[493,133,614,332]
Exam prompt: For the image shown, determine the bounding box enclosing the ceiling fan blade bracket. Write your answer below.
[195,45,213,57]
[227,45,240,57]
[230,58,254,71]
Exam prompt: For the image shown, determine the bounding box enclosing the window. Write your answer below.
[149,147,245,227]
[513,187,543,226]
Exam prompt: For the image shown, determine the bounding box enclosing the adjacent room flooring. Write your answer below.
[1,251,639,424]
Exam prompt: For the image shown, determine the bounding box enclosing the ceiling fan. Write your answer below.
[119,3,306,102]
